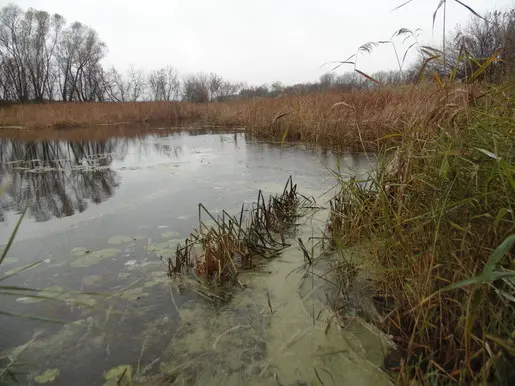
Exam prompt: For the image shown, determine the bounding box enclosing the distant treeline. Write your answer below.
[0,3,513,104]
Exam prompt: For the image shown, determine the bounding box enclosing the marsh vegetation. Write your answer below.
[1,1,514,385]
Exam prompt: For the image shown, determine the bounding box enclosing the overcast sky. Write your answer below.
[12,0,515,85]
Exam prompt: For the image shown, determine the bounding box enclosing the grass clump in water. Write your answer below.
[171,176,315,283]
[328,85,514,384]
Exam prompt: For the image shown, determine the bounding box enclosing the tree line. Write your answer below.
[0,4,247,103]
[1,4,513,104]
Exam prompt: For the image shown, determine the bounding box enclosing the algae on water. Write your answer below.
[16,285,97,306]
[71,247,90,256]
[82,275,103,286]
[145,239,182,257]
[34,368,60,384]
[120,287,147,301]
[103,365,132,386]
[107,235,133,245]
[71,248,121,268]
[161,231,181,239]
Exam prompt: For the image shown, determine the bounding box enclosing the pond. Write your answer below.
[0,129,392,385]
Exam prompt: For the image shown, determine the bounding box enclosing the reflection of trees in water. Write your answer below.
[0,139,126,222]
[0,135,185,222]
[150,142,183,159]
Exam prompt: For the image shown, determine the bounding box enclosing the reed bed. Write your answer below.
[0,101,238,130]
[327,86,515,384]
[1,87,474,153]
[170,177,315,283]
[242,86,474,151]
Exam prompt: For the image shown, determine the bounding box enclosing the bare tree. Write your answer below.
[127,65,145,101]
[25,9,64,101]
[103,67,125,101]
[271,81,284,96]
[148,66,180,101]
[56,21,106,101]
[103,65,146,102]
[417,7,515,82]
[208,72,223,101]
[458,9,515,81]
[0,5,66,101]
[205,73,243,101]
[319,72,336,90]
[216,80,243,101]
[239,84,269,99]
[182,73,209,102]
[0,4,31,101]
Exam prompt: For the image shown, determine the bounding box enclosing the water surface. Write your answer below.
[0,129,391,385]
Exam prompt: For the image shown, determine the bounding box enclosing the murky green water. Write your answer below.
[0,130,392,385]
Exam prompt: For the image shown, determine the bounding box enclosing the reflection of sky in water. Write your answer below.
[0,131,383,386]
[0,132,372,244]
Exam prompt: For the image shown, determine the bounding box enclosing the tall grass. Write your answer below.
[0,100,244,130]
[328,83,514,384]
[242,86,475,150]
[0,88,475,153]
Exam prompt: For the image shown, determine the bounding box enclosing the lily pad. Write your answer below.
[144,272,170,288]
[161,231,181,239]
[71,247,90,257]
[104,365,132,386]
[71,293,97,307]
[71,248,121,268]
[133,234,147,240]
[82,275,103,286]
[120,287,147,301]
[34,368,60,384]
[145,239,182,257]
[17,286,64,304]
[38,285,64,298]
[107,235,133,245]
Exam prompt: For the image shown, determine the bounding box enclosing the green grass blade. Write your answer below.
[0,206,28,266]
[0,310,72,325]
[483,234,515,274]
[499,159,515,191]
[281,128,289,145]
[0,260,43,282]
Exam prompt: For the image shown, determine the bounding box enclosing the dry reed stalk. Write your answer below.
[243,86,473,151]
[0,101,244,130]
[171,176,315,283]
[1,86,475,152]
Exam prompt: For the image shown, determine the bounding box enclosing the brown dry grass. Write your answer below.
[0,101,206,130]
[242,86,474,150]
[0,86,475,151]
